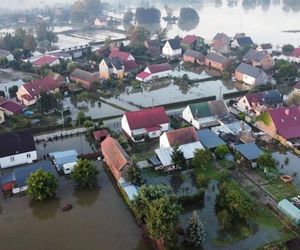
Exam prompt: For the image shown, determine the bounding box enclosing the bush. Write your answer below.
[215,145,230,159]
[196,174,210,189]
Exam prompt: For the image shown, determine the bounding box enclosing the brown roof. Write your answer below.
[165,127,198,147]
[71,68,96,83]
[101,137,130,180]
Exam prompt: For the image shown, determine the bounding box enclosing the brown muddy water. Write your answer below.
[0,137,151,250]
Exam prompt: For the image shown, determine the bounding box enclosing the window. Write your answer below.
[10,156,15,162]
[26,153,31,158]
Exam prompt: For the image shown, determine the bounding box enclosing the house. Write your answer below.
[144,39,160,57]
[32,55,60,68]
[256,43,273,54]
[162,39,182,58]
[205,53,231,71]
[109,49,135,62]
[0,49,14,61]
[93,129,109,142]
[243,49,273,70]
[101,136,131,181]
[212,121,252,137]
[258,107,300,140]
[99,57,124,80]
[181,35,204,50]
[155,127,204,168]
[136,63,172,82]
[197,129,226,149]
[235,62,269,86]
[94,17,108,27]
[13,160,54,194]
[237,90,283,115]
[50,51,72,61]
[231,36,254,49]
[0,100,24,115]
[123,60,139,75]
[294,81,300,95]
[0,109,4,124]
[0,130,37,169]
[211,33,231,54]
[182,99,229,129]
[234,143,263,163]
[160,126,198,148]
[70,68,98,89]
[17,74,64,106]
[183,49,205,65]
[121,107,169,142]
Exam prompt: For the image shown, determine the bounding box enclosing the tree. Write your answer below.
[257,152,276,169]
[71,159,99,188]
[135,7,161,24]
[37,92,60,113]
[8,85,18,98]
[185,211,206,247]
[282,44,295,56]
[171,145,186,169]
[133,185,181,245]
[215,145,230,159]
[178,7,199,31]
[192,149,212,169]
[0,57,8,68]
[23,34,37,52]
[129,26,151,47]
[274,60,298,83]
[126,165,144,185]
[77,111,86,124]
[26,169,58,201]
[123,11,134,24]
[36,22,57,44]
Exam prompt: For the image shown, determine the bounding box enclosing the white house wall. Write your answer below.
[121,115,132,139]
[0,150,37,169]
[159,133,171,148]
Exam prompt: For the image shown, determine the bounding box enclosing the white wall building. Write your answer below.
[162,39,182,58]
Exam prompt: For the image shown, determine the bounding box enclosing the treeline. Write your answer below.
[70,0,103,24]
[135,7,161,24]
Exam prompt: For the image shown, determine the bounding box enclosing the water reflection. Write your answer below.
[178,19,199,32]
[73,187,100,208]
[29,197,61,221]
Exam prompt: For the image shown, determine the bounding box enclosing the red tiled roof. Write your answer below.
[245,92,264,107]
[146,125,161,132]
[268,106,300,139]
[181,35,199,45]
[21,94,34,102]
[125,107,169,130]
[101,136,130,180]
[147,63,172,74]
[32,55,58,67]
[292,48,300,58]
[165,127,198,147]
[123,60,138,72]
[23,75,64,98]
[0,101,24,114]
[136,71,151,80]
[109,50,133,62]
[93,129,109,140]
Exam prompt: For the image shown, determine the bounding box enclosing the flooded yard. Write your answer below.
[0,136,150,250]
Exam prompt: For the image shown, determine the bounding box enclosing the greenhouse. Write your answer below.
[278,199,300,225]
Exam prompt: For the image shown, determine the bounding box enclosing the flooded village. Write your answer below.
[1,0,300,250]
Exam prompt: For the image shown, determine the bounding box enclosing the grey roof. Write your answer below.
[208,100,229,116]
[260,43,272,50]
[197,129,226,149]
[0,49,12,57]
[104,57,123,70]
[213,33,231,42]
[184,49,205,61]
[206,53,229,64]
[166,39,181,50]
[234,143,263,160]
[243,49,266,62]
[235,36,254,47]
[14,160,54,188]
[236,62,265,78]
[0,130,36,158]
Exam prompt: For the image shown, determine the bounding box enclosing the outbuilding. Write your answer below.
[278,199,300,225]
[197,129,226,149]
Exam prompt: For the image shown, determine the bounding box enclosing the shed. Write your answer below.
[93,129,109,142]
[234,143,263,161]
[13,160,54,193]
[197,129,226,149]
[49,150,78,171]
[119,180,138,201]
[1,173,16,191]
[278,199,300,225]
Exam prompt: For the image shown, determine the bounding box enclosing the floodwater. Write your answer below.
[180,180,282,250]
[0,136,150,250]
[272,151,300,188]
[109,78,238,108]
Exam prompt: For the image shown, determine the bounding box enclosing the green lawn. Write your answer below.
[131,140,159,162]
